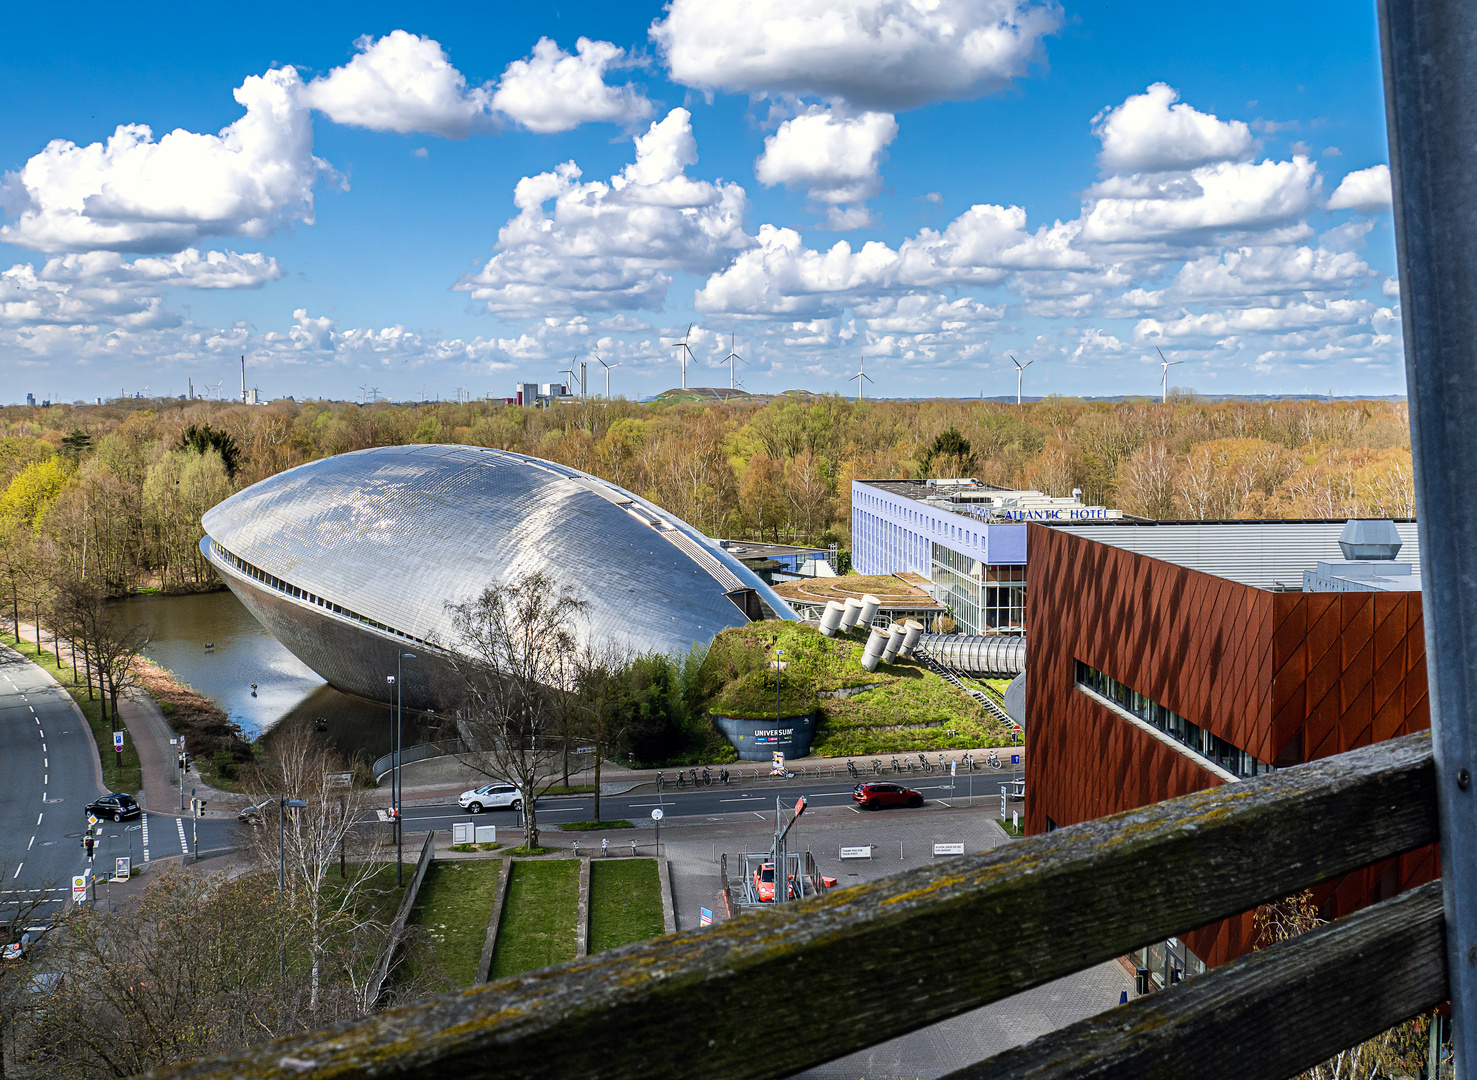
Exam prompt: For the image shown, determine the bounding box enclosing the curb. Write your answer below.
[659,859,676,934]
[575,858,590,959]
[476,858,515,986]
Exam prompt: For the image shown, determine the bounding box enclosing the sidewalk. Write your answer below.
[14,619,240,812]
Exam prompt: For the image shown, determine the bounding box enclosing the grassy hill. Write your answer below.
[703,621,1012,757]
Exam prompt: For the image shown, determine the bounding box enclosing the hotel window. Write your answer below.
[1073,659,1272,779]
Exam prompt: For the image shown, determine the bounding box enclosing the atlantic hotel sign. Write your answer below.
[993,507,1118,521]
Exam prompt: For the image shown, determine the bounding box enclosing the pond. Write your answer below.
[117,590,443,765]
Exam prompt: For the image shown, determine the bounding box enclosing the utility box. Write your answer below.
[475,825,496,844]
[452,822,475,845]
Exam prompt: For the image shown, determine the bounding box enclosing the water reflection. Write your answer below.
[119,590,443,763]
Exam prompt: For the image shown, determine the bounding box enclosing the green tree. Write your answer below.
[918,427,978,479]
[176,423,241,478]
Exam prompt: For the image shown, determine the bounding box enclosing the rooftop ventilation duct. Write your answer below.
[860,625,890,672]
[899,619,924,657]
[819,600,846,637]
[857,593,881,629]
[838,597,864,632]
[1338,519,1403,561]
[880,623,908,664]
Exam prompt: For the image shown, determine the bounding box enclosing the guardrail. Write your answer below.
[371,739,465,782]
[363,830,435,1009]
[142,732,1440,1079]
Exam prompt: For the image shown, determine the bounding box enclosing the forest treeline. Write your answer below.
[0,393,1414,600]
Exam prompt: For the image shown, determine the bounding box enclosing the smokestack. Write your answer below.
[241,356,247,404]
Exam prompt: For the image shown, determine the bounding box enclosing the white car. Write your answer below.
[458,784,523,813]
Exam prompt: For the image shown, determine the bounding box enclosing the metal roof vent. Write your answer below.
[1338,519,1403,560]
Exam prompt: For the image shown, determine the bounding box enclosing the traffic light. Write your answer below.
[190,798,208,817]
[83,834,95,859]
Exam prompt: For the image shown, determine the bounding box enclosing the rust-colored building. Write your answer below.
[1025,520,1433,970]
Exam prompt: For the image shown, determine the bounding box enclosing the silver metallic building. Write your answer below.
[200,444,798,710]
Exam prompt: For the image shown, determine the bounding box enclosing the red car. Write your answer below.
[753,863,799,903]
[853,782,924,810]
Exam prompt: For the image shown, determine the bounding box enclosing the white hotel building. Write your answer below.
[851,479,1121,636]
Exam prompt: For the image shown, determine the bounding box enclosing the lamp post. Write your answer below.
[390,653,417,885]
[278,792,307,978]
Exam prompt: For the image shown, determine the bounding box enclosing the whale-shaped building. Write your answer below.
[200,444,798,710]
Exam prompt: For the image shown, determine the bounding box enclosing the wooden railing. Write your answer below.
[139,732,1441,1079]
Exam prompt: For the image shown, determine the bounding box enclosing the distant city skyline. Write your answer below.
[2,2,1400,402]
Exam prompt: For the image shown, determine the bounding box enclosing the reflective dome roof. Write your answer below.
[201,444,798,661]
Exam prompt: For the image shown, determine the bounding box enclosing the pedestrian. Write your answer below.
[629,839,637,857]
[601,837,609,857]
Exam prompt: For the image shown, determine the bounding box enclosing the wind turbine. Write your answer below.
[723,333,747,391]
[559,366,578,398]
[671,323,696,390]
[595,355,621,398]
[1011,355,1033,406]
[849,357,874,400]
[358,384,368,404]
[1156,346,1183,403]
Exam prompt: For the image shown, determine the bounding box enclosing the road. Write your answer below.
[395,771,1027,835]
[0,644,107,916]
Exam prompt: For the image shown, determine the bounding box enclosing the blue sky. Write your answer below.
[0,1,1401,403]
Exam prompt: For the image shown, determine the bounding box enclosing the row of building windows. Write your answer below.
[1073,659,1273,779]
[211,540,432,650]
[931,543,1026,635]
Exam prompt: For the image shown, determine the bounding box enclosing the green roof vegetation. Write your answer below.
[702,621,1012,756]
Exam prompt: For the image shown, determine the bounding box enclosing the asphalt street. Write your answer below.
[395,771,1027,835]
[0,644,106,915]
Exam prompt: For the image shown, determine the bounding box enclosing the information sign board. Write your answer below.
[1011,753,1021,766]
[71,875,87,903]
[839,846,873,860]
[114,857,131,882]
[699,907,713,927]
[113,732,124,750]
[933,843,965,856]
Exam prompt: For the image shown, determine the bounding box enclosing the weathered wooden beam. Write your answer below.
[949,880,1448,1080]
[137,732,1437,1080]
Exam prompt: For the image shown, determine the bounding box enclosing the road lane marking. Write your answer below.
[850,806,861,813]
[36,814,41,826]
[26,837,33,850]
[752,812,765,820]
[142,814,150,862]
[12,865,20,878]
[176,818,188,854]
[43,759,47,768]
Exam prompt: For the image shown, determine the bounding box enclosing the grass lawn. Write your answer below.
[557,820,633,831]
[404,860,503,989]
[320,862,409,925]
[587,859,665,954]
[2,631,143,793]
[489,860,579,979]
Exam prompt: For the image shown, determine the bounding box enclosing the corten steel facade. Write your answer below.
[1025,522,1433,967]
[201,444,798,711]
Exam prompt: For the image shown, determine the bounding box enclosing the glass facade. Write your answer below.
[1074,659,1273,779]
[930,543,1026,635]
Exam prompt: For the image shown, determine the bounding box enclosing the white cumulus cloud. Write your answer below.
[651,0,1061,111]
[755,107,898,213]
[1,67,327,253]
[454,108,750,315]
[1081,157,1322,245]
[696,204,1087,316]
[1093,83,1253,173]
[1327,164,1393,213]
[492,37,653,134]
[0,248,280,328]
[303,31,495,139]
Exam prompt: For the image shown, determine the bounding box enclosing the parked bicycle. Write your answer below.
[871,758,883,775]
[890,756,901,773]
[987,751,1002,770]
[847,760,859,779]
[720,767,731,785]
[702,766,713,786]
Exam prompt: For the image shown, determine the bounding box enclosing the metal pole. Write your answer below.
[1380,3,1477,1071]
[396,656,404,886]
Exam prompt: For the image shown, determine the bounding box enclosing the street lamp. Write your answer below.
[390,652,417,885]
[278,793,307,979]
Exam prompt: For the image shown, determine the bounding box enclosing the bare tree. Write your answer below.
[0,861,63,1079]
[445,571,589,850]
[572,641,634,824]
[244,728,393,1018]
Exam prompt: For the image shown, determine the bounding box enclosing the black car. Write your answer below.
[85,793,141,822]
